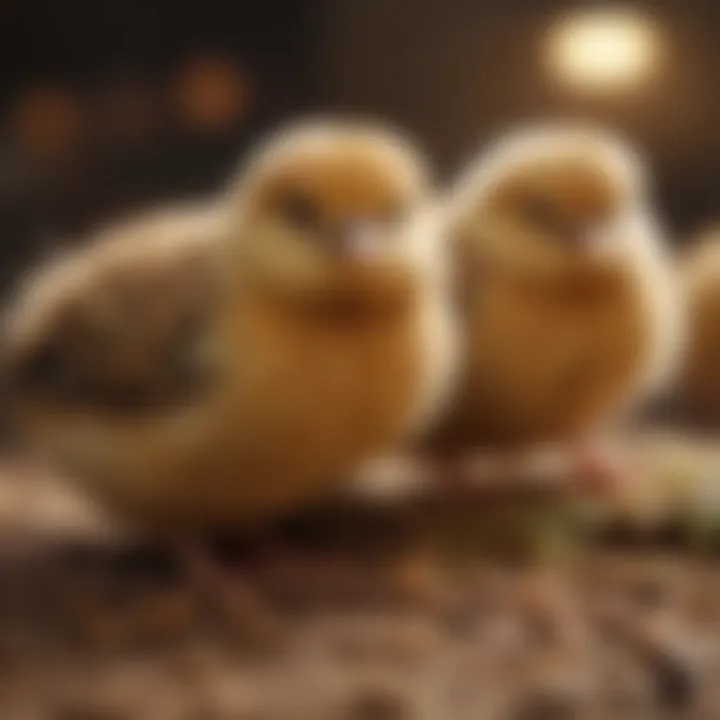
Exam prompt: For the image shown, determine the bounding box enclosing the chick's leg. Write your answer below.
[432,446,572,498]
[567,440,631,502]
[177,541,282,645]
[442,442,631,502]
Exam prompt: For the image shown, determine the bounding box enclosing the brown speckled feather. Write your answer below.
[7,208,222,416]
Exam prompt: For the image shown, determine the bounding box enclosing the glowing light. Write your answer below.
[12,84,86,159]
[174,55,249,133]
[546,9,661,92]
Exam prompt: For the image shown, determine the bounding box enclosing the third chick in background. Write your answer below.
[675,226,720,425]
[426,123,681,488]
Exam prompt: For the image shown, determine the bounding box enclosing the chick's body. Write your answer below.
[432,125,678,451]
[7,123,453,531]
[457,265,652,445]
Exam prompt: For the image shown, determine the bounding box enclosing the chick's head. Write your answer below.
[451,124,654,281]
[228,120,437,311]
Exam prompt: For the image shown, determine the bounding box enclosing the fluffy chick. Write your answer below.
[428,123,679,462]
[675,226,720,422]
[5,120,454,533]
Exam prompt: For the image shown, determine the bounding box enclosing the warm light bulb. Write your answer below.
[546,9,661,92]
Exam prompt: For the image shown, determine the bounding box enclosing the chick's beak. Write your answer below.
[334,221,384,262]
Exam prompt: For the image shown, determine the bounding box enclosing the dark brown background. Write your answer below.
[0,0,717,294]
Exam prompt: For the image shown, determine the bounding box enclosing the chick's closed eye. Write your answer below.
[517,195,561,235]
[14,341,71,395]
[277,192,322,232]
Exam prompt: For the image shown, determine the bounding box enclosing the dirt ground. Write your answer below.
[0,431,718,719]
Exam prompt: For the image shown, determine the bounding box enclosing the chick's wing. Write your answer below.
[7,227,222,416]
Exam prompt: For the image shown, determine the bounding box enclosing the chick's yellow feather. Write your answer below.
[429,124,679,451]
[7,121,455,532]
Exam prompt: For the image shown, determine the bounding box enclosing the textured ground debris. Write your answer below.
[0,438,719,718]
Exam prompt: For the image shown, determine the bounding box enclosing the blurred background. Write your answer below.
[0,4,719,717]
[0,0,718,298]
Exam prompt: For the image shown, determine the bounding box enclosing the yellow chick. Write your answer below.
[427,123,679,482]
[5,120,455,536]
[676,226,720,422]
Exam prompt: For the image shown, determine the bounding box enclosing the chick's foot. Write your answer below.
[568,443,631,502]
[178,542,284,649]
